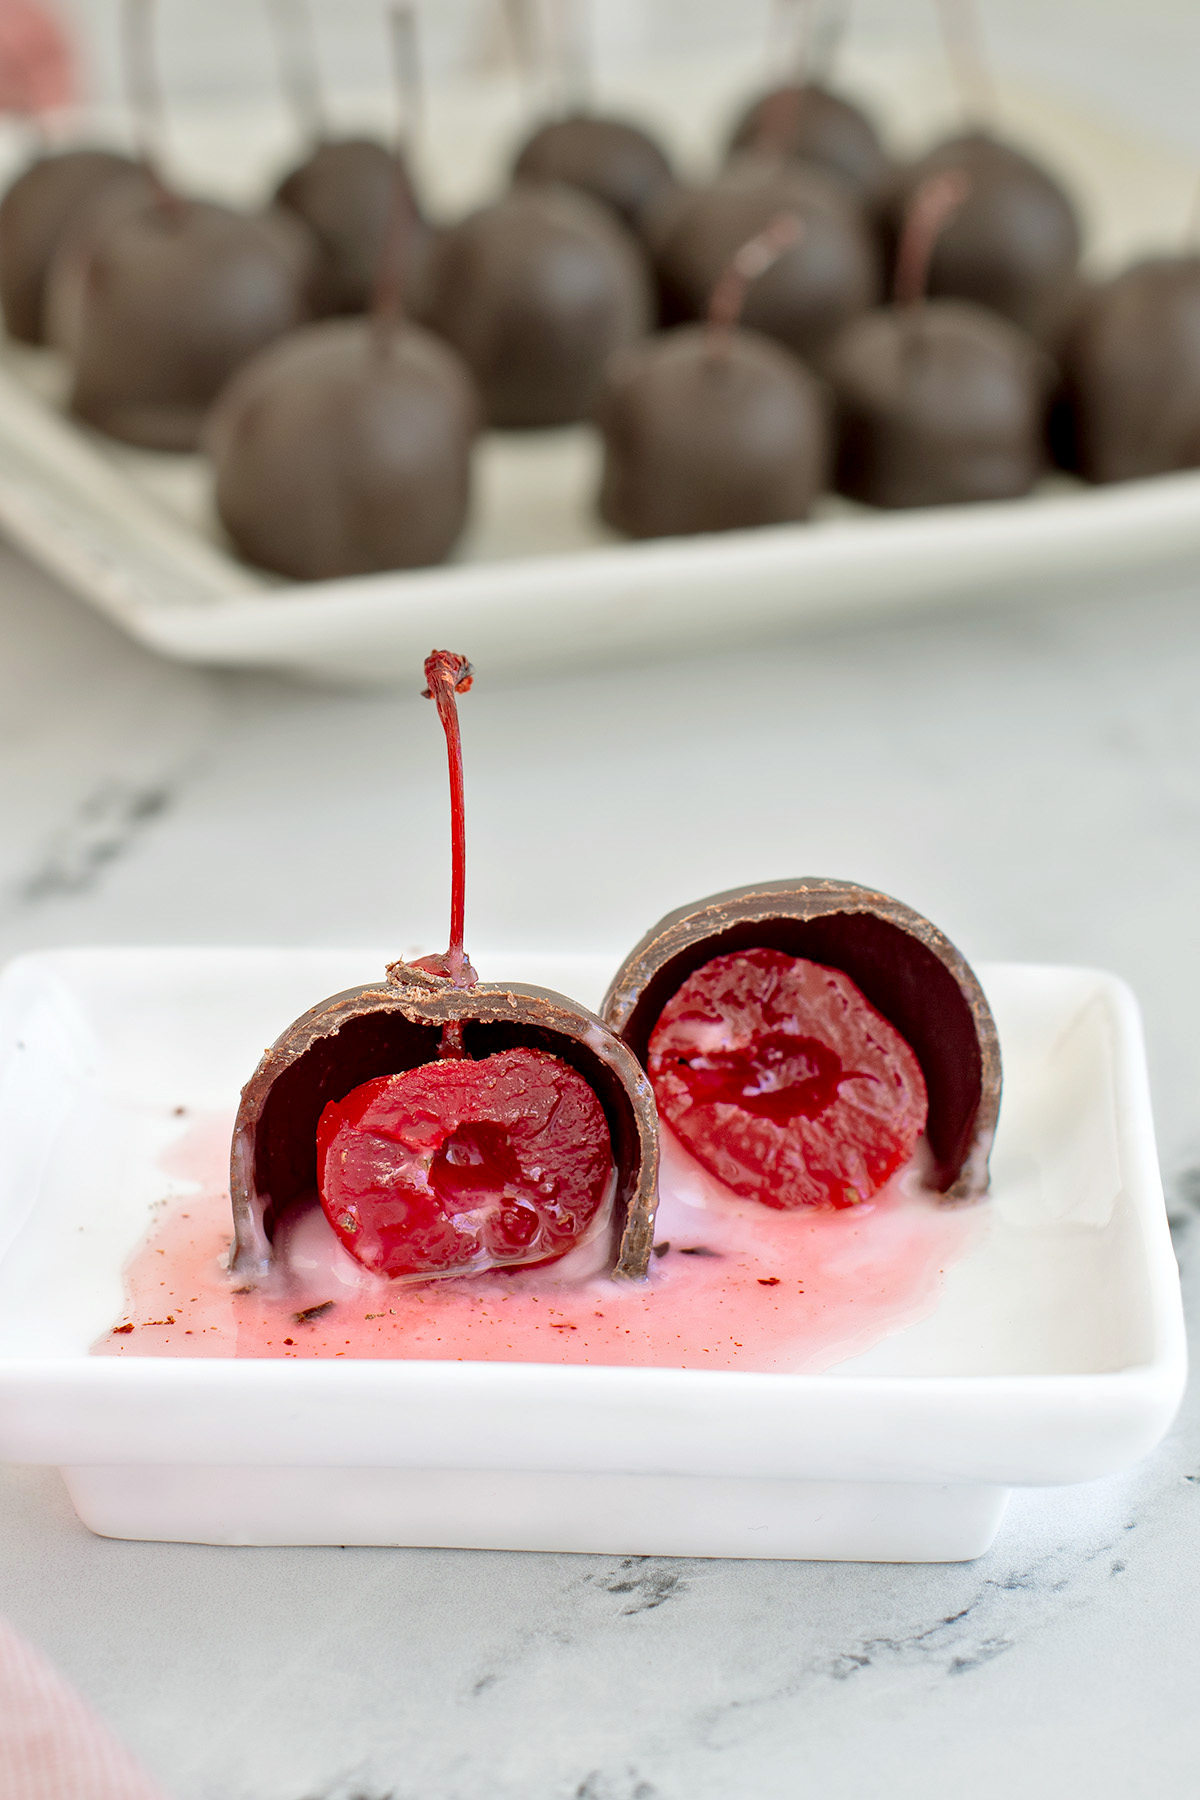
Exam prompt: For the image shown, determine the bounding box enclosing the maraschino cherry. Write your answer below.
[596,214,829,538]
[603,879,1001,1206]
[229,651,659,1287]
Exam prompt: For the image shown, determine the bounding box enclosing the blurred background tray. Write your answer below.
[1,43,1198,684]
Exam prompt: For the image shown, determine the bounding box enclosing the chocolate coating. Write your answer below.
[231,961,660,1285]
[887,132,1081,342]
[422,182,651,428]
[42,167,160,357]
[511,114,674,232]
[602,879,1000,1202]
[597,322,829,537]
[206,316,478,579]
[726,83,891,205]
[825,298,1048,508]
[1059,257,1200,483]
[274,136,430,316]
[0,147,141,343]
[67,197,316,451]
[655,160,881,361]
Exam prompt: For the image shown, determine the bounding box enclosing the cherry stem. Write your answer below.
[120,0,182,219]
[369,5,421,351]
[892,170,970,307]
[266,0,325,145]
[933,0,997,128]
[707,212,804,341]
[422,650,475,992]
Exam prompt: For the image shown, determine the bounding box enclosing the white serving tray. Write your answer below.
[0,946,1185,1562]
[0,49,1198,682]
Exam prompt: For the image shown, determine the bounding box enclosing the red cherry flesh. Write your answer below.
[647,947,927,1208]
[317,1045,614,1277]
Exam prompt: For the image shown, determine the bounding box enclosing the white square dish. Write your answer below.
[1,49,1199,682]
[0,947,1185,1562]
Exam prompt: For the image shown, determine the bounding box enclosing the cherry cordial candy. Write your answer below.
[421,182,651,428]
[511,114,675,233]
[886,133,1081,342]
[230,652,658,1287]
[67,194,317,451]
[726,83,891,206]
[205,316,478,578]
[602,879,1001,1207]
[0,148,141,342]
[1058,258,1200,483]
[654,160,881,361]
[597,217,829,537]
[274,137,430,317]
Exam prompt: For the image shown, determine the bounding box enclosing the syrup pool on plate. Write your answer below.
[94,1108,982,1373]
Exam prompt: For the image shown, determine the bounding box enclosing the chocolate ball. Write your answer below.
[0,148,141,343]
[205,316,478,579]
[422,182,651,428]
[42,166,160,357]
[597,323,828,537]
[1059,258,1200,483]
[511,113,674,233]
[654,160,881,361]
[274,136,430,316]
[726,83,890,205]
[825,298,1048,507]
[887,132,1081,342]
[67,196,317,451]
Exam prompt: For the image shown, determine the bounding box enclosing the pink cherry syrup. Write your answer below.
[94,1107,981,1373]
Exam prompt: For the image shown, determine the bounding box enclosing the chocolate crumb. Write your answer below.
[231,1285,254,1295]
[113,1322,134,1334]
[283,1337,294,1345]
[757,1277,781,1286]
[294,1301,335,1323]
[173,1105,187,1116]
[679,1246,720,1258]
[653,1241,671,1257]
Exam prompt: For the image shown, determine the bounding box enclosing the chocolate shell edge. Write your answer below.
[600,879,1001,1202]
[230,963,660,1287]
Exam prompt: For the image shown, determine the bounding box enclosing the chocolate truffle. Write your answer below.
[597,323,828,537]
[66,196,317,451]
[825,297,1048,507]
[726,82,891,205]
[0,147,141,342]
[205,316,478,579]
[274,136,430,316]
[887,133,1081,341]
[1059,257,1200,483]
[602,878,1001,1202]
[422,182,651,428]
[511,113,675,233]
[654,161,881,360]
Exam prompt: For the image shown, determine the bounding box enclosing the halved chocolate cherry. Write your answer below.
[230,652,658,1286]
[602,879,1000,1204]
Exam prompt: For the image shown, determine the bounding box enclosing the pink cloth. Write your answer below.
[0,1617,169,1800]
[0,0,75,114]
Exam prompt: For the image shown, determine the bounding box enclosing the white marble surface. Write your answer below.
[3,2,1200,1794]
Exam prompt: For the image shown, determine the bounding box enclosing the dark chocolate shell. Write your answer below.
[274,137,431,317]
[726,83,891,206]
[601,879,1000,1201]
[511,114,675,233]
[231,961,659,1285]
[0,148,142,343]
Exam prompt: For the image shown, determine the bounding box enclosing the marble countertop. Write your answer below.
[3,4,1200,1794]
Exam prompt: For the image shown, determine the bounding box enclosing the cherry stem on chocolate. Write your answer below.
[368,4,420,351]
[266,0,325,145]
[120,0,182,219]
[892,170,970,307]
[707,212,804,344]
[933,0,997,128]
[422,650,476,998]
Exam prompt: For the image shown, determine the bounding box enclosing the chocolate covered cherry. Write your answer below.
[654,160,880,361]
[726,82,891,206]
[886,133,1081,342]
[1059,258,1200,483]
[206,317,478,578]
[67,195,317,450]
[274,137,430,316]
[230,652,658,1288]
[511,113,675,233]
[421,182,651,427]
[0,147,141,342]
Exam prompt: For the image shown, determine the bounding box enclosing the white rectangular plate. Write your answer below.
[1,51,1199,682]
[0,947,1185,1560]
